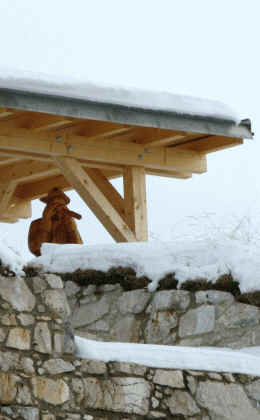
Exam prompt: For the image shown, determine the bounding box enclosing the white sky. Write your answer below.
[0,0,259,260]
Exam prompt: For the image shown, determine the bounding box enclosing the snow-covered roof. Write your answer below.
[0,69,253,139]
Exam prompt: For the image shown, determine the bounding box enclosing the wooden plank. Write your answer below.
[15,175,70,200]
[0,126,207,174]
[0,216,18,223]
[123,167,148,241]
[0,182,18,214]
[55,156,137,242]
[175,135,243,154]
[5,197,32,219]
[146,168,191,179]
[0,159,59,184]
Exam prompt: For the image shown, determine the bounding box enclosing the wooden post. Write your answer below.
[123,166,148,241]
[55,156,137,243]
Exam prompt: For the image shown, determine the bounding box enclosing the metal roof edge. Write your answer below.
[0,87,254,140]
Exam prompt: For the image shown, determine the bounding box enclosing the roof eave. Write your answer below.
[0,87,253,140]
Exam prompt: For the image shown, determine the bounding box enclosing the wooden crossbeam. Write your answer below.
[55,156,137,242]
[0,182,31,219]
[0,126,207,174]
[123,167,148,241]
[6,197,32,219]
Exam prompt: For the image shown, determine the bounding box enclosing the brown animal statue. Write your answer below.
[28,187,83,256]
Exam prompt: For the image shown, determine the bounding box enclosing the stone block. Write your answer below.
[196,380,260,420]
[111,315,141,342]
[179,305,215,337]
[43,289,71,319]
[166,390,200,416]
[81,360,107,374]
[31,377,70,405]
[18,314,35,326]
[0,373,18,403]
[0,276,35,311]
[196,290,234,305]
[147,290,190,312]
[71,295,110,328]
[42,359,75,374]
[6,328,31,350]
[145,311,177,344]
[153,370,184,388]
[33,322,52,353]
[117,289,151,314]
[44,274,63,289]
[109,362,147,376]
[245,379,260,400]
[83,377,151,415]
[217,302,260,329]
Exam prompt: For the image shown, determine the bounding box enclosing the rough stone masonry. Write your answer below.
[1,271,260,419]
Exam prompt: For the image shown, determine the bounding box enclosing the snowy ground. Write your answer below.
[75,336,260,377]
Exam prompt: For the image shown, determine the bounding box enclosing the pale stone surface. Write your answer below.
[109,362,147,376]
[32,276,48,294]
[166,390,200,416]
[0,327,6,341]
[2,313,17,326]
[83,377,151,415]
[147,290,190,312]
[34,322,52,353]
[6,328,31,350]
[196,381,260,420]
[18,313,35,326]
[117,289,151,314]
[64,280,80,297]
[42,359,75,374]
[196,290,234,304]
[16,383,33,404]
[31,377,70,405]
[0,373,18,403]
[53,332,64,354]
[153,370,184,388]
[217,302,260,329]
[187,375,197,394]
[72,378,85,404]
[20,357,35,375]
[179,305,215,337]
[145,311,177,344]
[0,276,35,311]
[43,289,71,319]
[81,360,107,374]
[72,295,110,328]
[111,315,140,342]
[149,411,167,418]
[0,350,19,372]
[245,379,260,400]
[44,274,63,289]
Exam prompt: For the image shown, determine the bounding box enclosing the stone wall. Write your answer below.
[2,273,260,419]
[66,280,260,348]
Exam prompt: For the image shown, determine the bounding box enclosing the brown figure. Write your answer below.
[28,188,83,256]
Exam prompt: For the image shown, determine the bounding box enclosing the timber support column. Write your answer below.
[123,166,148,241]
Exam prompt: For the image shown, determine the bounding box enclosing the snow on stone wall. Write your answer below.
[1,272,260,419]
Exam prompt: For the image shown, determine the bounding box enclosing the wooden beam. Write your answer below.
[4,197,32,219]
[85,168,125,219]
[0,182,18,214]
[55,156,137,242]
[175,135,243,154]
[0,216,18,223]
[16,175,70,200]
[0,126,207,174]
[0,159,59,184]
[123,167,148,241]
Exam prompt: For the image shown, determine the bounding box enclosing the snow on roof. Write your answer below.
[0,68,240,123]
[75,336,260,377]
[31,237,260,294]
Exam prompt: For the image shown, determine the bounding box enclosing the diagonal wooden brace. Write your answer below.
[55,156,137,242]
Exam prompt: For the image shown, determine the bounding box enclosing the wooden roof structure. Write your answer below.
[0,86,253,242]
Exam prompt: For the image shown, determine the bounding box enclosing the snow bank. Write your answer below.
[75,336,260,377]
[0,67,239,122]
[31,237,260,293]
[0,238,25,274]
